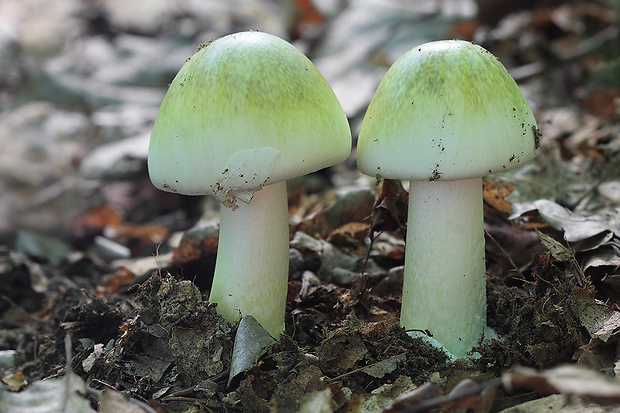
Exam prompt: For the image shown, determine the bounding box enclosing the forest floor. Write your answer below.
[1,0,620,412]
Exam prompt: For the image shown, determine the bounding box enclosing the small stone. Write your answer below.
[290,231,323,253]
[372,265,404,297]
[332,267,360,286]
[289,248,305,280]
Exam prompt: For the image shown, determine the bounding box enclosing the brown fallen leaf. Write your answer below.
[297,187,376,240]
[289,0,325,38]
[99,267,136,295]
[172,224,219,266]
[581,88,620,120]
[327,222,370,254]
[482,177,516,218]
[369,179,408,241]
[104,223,168,251]
[80,205,123,232]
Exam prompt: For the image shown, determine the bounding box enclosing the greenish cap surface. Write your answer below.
[148,31,351,197]
[357,40,539,181]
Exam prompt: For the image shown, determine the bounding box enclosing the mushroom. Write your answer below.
[356,40,539,358]
[148,31,351,338]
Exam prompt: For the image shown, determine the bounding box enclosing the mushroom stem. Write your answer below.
[402,177,486,358]
[209,180,289,338]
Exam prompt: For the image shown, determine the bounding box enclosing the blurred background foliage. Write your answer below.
[0,0,618,250]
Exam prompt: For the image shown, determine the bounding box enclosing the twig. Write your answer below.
[326,354,406,383]
[0,295,36,321]
[484,229,522,277]
[163,368,230,399]
[218,391,231,413]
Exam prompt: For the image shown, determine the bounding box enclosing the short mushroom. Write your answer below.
[148,31,351,338]
[357,40,539,358]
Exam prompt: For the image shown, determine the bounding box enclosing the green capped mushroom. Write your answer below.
[148,31,351,338]
[357,40,539,358]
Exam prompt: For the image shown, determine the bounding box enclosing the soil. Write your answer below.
[0,205,607,412]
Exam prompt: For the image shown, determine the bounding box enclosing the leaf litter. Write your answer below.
[1,0,620,412]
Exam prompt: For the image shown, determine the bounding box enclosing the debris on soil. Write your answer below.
[2,0,620,412]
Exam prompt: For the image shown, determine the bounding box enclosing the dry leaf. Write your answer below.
[483,177,516,217]
[369,179,408,240]
[298,388,334,413]
[536,229,573,262]
[0,371,95,413]
[327,222,370,253]
[503,365,620,404]
[512,200,615,242]
[569,293,620,343]
[228,315,276,388]
[100,388,147,413]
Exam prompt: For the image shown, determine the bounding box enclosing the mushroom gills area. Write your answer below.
[209,179,289,338]
[402,177,486,358]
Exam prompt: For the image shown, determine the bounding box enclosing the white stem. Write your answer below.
[402,177,486,358]
[209,180,289,338]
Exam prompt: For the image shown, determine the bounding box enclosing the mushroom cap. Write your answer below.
[148,31,351,199]
[357,40,539,182]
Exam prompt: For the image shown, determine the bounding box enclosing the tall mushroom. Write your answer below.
[357,40,539,358]
[148,31,351,338]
